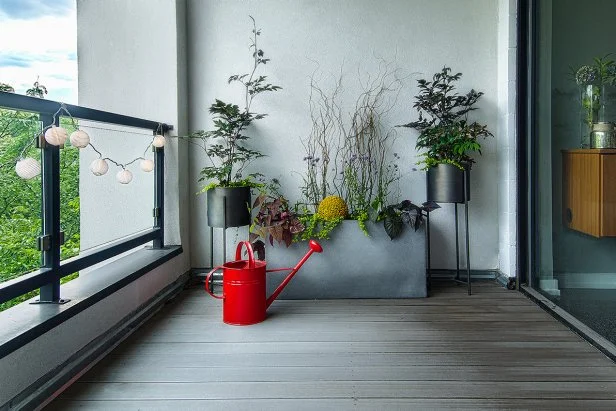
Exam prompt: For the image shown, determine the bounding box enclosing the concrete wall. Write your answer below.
[497,0,518,279]
[187,0,503,271]
[78,0,190,259]
[0,0,190,405]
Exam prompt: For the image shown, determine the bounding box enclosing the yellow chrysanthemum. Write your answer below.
[317,195,348,221]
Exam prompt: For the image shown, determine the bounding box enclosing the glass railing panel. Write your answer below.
[0,109,42,309]
[71,120,155,254]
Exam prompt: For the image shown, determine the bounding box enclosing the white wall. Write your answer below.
[187,0,501,271]
[78,0,190,261]
[497,0,518,279]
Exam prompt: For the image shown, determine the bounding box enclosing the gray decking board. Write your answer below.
[48,399,616,411]
[48,281,616,410]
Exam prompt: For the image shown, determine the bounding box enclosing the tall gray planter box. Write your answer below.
[264,220,426,299]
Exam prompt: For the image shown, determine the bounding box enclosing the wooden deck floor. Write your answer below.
[48,281,616,410]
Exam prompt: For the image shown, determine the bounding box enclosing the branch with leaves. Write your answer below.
[399,66,493,169]
[185,16,281,191]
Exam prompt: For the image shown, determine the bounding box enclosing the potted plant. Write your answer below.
[249,180,305,260]
[186,16,281,227]
[400,66,493,203]
[572,55,616,147]
[258,65,430,298]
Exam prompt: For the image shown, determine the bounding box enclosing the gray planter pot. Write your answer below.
[206,186,251,228]
[263,220,426,299]
[426,163,470,203]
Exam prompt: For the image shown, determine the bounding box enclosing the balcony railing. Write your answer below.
[0,91,172,308]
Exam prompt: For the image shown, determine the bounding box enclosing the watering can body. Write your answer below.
[205,240,322,325]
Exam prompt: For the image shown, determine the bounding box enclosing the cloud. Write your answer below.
[0,52,58,68]
[49,73,74,81]
[0,54,33,68]
[0,1,77,103]
[0,0,74,20]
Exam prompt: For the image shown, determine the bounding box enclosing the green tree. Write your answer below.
[0,80,80,311]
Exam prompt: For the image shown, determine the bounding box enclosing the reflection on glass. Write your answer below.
[532,0,616,347]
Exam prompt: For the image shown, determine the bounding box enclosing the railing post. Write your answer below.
[35,113,68,304]
[152,132,164,249]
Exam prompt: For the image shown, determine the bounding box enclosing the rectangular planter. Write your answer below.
[264,220,427,299]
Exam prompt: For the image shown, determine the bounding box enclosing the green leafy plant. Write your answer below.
[185,16,281,191]
[0,80,80,311]
[572,55,616,146]
[378,200,440,240]
[295,213,344,241]
[400,66,493,169]
[249,180,305,260]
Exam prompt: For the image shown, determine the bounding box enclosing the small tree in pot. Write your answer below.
[186,16,281,227]
[400,67,492,203]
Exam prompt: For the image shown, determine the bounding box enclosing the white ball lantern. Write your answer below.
[89,158,109,176]
[152,134,165,148]
[116,169,133,184]
[15,157,41,179]
[44,125,68,146]
[69,129,90,148]
[140,159,154,172]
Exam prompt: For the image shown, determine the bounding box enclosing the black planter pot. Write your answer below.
[206,186,252,228]
[426,163,470,203]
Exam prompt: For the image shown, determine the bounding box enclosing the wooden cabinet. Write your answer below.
[562,149,616,237]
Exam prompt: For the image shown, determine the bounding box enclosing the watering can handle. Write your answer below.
[235,241,256,268]
[204,266,224,300]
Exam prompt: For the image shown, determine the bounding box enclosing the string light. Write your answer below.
[69,129,90,148]
[152,134,165,148]
[140,159,154,172]
[44,125,68,146]
[116,168,133,184]
[89,158,109,176]
[15,157,41,179]
[14,104,166,185]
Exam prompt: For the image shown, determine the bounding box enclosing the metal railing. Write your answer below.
[0,91,172,305]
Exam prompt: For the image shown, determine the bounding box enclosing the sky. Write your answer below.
[0,0,77,103]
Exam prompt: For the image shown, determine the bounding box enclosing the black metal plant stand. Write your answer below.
[426,166,471,295]
[207,189,251,292]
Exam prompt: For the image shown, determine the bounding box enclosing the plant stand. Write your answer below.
[426,166,471,295]
[207,187,251,291]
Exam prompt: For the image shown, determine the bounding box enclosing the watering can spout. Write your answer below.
[266,240,323,308]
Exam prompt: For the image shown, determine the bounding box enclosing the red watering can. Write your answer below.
[205,240,323,325]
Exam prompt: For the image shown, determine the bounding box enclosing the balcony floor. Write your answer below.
[48,281,616,410]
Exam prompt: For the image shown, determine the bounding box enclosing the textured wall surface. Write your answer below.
[187,0,501,271]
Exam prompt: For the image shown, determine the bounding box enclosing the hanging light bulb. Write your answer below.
[116,169,133,184]
[15,157,41,179]
[140,159,154,172]
[69,129,90,148]
[152,134,165,148]
[90,158,109,176]
[44,125,68,146]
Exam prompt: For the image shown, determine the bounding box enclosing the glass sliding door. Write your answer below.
[529,0,616,346]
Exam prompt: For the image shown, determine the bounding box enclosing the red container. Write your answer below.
[205,240,323,326]
[205,241,267,325]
